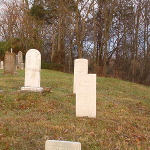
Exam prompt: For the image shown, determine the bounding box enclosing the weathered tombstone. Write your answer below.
[73,59,88,93]
[20,63,24,70]
[4,52,16,75]
[0,61,4,69]
[76,74,96,118]
[18,51,24,70]
[16,55,18,69]
[0,60,4,91]
[21,49,43,92]
[45,140,81,150]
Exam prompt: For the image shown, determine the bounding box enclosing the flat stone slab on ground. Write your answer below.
[21,87,43,92]
[18,87,52,93]
[45,140,81,150]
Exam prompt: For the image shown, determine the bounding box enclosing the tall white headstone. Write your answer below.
[21,49,43,92]
[73,59,88,93]
[45,140,81,150]
[76,74,96,118]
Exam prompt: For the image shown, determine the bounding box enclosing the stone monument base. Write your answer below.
[21,87,43,92]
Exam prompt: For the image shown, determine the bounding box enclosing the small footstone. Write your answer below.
[45,140,81,150]
[21,87,43,92]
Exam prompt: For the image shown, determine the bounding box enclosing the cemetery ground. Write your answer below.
[0,69,150,150]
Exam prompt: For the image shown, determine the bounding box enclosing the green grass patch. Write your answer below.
[0,69,150,150]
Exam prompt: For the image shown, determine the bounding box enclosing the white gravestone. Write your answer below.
[73,59,88,93]
[45,140,81,150]
[0,61,4,69]
[76,74,96,118]
[21,49,43,92]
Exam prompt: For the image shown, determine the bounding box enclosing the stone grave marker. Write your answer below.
[10,48,13,53]
[73,59,88,93]
[0,61,4,69]
[76,74,96,118]
[0,60,4,92]
[18,51,24,70]
[4,52,16,75]
[45,140,81,150]
[21,49,43,92]
[16,55,18,69]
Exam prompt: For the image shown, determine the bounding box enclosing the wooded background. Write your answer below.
[0,0,150,85]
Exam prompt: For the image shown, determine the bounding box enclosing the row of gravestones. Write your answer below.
[1,49,96,149]
[0,51,24,74]
[22,50,95,149]
[1,49,96,118]
[20,49,97,118]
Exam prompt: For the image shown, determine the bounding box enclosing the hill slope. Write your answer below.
[0,69,150,150]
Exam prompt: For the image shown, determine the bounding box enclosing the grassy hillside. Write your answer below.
[0,69,150,150]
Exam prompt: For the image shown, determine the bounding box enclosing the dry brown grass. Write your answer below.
[0,69,150,150]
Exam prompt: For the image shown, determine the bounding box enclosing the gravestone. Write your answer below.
[19,63,24,70]
[0,61,4,69]
[18,51,24,70]
[45,140,81,150]
[76,74,96,118]
[21,49,43,92]
[73,59,88,93]
[10,48,13,53]
[16,55,18,69]
[4,52,16,75]
[0,60,4,91]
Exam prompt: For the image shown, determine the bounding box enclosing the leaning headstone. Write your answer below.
[76,74,96,118]
[4,52,16,75]
[0,61,4,69]
[18,51,24,70]
[73,59,88,93]
[21,49,43,92]
[45,140,81,150]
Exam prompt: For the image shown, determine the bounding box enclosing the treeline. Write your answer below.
[0,0,150,85]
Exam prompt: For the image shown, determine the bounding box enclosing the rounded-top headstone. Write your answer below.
[21,49,43,92]
[73,58,88,93]
[4,52,16,75]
